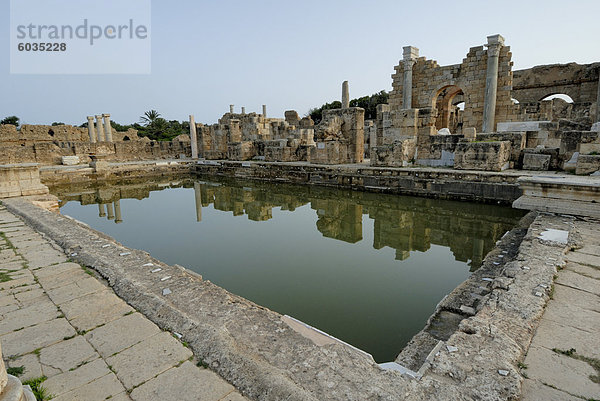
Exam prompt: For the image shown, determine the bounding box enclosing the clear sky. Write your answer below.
[1,0,599,126]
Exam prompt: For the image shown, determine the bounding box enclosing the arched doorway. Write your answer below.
[433,85,465,134]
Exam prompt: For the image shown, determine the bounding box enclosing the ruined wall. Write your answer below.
[389,43,514,133]
[512,63,600,104]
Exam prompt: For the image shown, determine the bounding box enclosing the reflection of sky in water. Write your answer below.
[57,178,523,362]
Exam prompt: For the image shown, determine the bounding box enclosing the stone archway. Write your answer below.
[432,85,465,134]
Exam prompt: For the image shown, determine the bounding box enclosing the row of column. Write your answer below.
[227,105,268,117]
[87,114,113,143]
[97,200,122,223]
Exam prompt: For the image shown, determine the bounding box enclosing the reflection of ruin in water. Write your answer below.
[52,176,523,270]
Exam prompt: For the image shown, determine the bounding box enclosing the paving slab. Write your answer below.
[106,331,193,390]
[0,318,76,357]
[39,336,98,374]
[52,372,127,401]
[6,353,43,382]
[556,269,600,296]
[530,318,600,360]
[540,297,600,333]
[33,262,81,279]
[567,261,600,280]
[43,358,110,397]
[553,283,600,312]
[45,276,105,305]
[13,287,45,303]
[61,289,130,321]
[524,344,600,399]
[521,379,581,401]
[0,300,59,335]
[85,312,161,358]
[130,361,234,401]
[566,251,600,268]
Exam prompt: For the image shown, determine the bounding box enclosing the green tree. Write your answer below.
[307,90,389,123]
[139,110,161,126]
[51,122,65,126]
[1,116,20,127]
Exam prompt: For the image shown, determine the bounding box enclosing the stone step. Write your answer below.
[0,375,23,401]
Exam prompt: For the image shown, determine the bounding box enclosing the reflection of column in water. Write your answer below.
[472,238,484,267]
[98,203,106,217]
[114,200,122,224]
[194,182,202,222]
[106,203,115,220]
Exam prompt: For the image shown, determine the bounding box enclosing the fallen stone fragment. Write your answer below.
[151,268,162,273]
[162,288,172,296]
[498,370,509,376]
[119,252,131,256]
[446,345,458,353]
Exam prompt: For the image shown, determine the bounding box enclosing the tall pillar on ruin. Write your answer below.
[262,104,267,118]
[96,115,105,142]
[189,114,198,159]
[87,116,97,143]
[402,46,419,109]
[482,34,504,133]
[194,181,202,222]
[103,114,113,142]
[241,107,246,114]
[596,72,600,122]
[114,200,122,223]
[230,105,234,114]
[342,81,350,109]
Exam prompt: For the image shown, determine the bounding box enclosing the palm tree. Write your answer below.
[139,110,161,126]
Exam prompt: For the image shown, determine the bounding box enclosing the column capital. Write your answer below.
[102,113,110,118]
[402,45,419,61]
[403,58,417,69]
[486,34,505,56]
[87,116,94,121]
[95,115,102,119]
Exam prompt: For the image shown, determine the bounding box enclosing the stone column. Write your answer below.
[106,203,115,220]
[87,116,97,143]
[342,81,350,109]
[194,181,202,222]
[482,34,505,133]
[189,115,198,159]
[98,203,106,217]
[241,107,246,114]
[96,115,105,142]
[596,72,600,122]
[229,105,234,114]
[103,114,113,142]
[262,104,267,118]
[114,200,122,223]
[402,46,419,109]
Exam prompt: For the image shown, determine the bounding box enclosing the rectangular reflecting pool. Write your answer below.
[52,176,525,362]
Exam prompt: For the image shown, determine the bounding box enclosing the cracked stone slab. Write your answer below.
[85,312,161,359]
[530,317,600,360]
[52,372,127,401]
[0,300,59,335]
[0,275,35,290]
[524,344,600,399]
[106,331,193,390]
[130,361,235,401]
[553,283,600,312]
[566,251,600,268]
[66,292,134,332]
[39,335,98,374]
[540,297,600,333]
[556,270,600,296]
[567,261,600,280]
[6,353,43,382]
[0,318,76,357]
[35,268,89,291]
[45,276,105,305]
[521,379,581,401]
[44,358,109,397]
[33,262,81,280]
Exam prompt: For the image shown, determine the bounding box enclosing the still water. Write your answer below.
[53,176,524,362]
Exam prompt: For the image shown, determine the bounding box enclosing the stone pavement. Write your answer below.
[0,204,248,401]
[521,218,600,400]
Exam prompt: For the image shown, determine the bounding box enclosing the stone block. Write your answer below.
[61,156,80,165]
[454,141,511,171]
[576,154,600,175]
[522,153,551,171]
[463,127,477,141]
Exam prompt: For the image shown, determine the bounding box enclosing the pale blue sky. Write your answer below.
[1,0,599,126]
